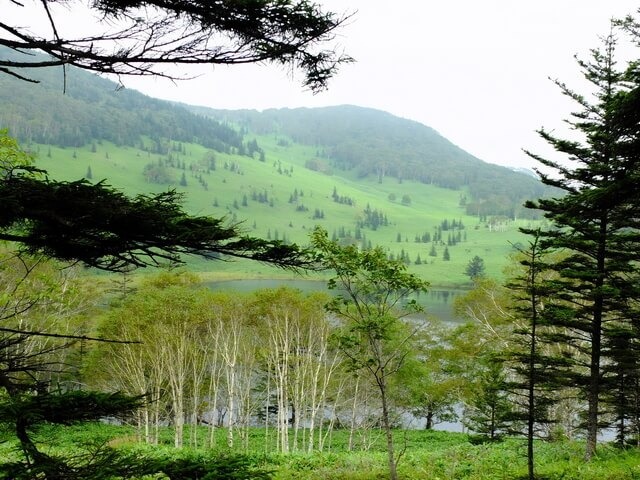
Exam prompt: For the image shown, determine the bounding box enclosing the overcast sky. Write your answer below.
[116,1,640,170]
[8,1,640,169]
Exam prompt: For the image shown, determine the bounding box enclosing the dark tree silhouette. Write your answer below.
[1,0,352,92]
[524,31,640,460]
[465,255,485,281]
[0,166,313,272]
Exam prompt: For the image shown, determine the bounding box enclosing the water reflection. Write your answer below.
[206,279,467,324]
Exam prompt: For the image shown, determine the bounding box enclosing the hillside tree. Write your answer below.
[465,255,486,281]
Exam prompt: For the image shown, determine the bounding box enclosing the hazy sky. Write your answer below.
[7,1,640,169]
[117,1,640,170]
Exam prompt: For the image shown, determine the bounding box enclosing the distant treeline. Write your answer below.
[0,48,243,152]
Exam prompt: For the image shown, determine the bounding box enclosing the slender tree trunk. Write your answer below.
[586,310,602,460]
[526,246,540,480]
[379,378,398,480]
[348,377,360,451]
[527,310,537,480]
[586,222,607,461]
[425,409,434,430]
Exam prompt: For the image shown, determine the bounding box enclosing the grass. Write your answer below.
[2,423,640,480]
[30,137,539,287]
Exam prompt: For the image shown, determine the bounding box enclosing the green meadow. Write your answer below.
[2,423,638,480]
[32,136,537,287]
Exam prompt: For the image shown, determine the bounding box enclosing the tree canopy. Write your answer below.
[1,0,351,91]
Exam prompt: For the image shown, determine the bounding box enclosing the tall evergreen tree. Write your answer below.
[524,31,640,460]
[504,232,571,479]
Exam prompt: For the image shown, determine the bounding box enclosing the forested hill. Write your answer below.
[0,48,242,153]
[0,45,553,220]
[194,106,552,219]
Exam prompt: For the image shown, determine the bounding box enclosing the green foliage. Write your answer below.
[463,356,513,441]
[311,226,429,480]
[464,255,485,281]
[0,390,144,425]
[0,134,314,272]
[0,128,33,173]
[5,424,640,480]
[143,161,175,184]
[153,452,274,480]
[523,30,640,459]
[0,391,147,480]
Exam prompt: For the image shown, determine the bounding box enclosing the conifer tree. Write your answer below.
[504,233,570,479]
[524,31,640,460]
[3,0,351,92]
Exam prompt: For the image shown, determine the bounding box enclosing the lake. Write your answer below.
[205,279,467,324]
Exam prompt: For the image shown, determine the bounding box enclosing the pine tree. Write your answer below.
[523,31,640,460]
[464,356,513,441]
[443,246,450,261]
[465,256,485,281]
[504,232,569,479]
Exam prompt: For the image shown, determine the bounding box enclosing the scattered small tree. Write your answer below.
[465,255,485,281]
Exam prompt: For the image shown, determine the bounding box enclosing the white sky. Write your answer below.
[6,1,640,169]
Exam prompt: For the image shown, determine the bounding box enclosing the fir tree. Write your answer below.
[524,31,640,459]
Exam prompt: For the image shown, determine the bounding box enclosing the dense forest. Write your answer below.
[0,48,243,153]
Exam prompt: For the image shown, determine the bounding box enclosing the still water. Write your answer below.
[206,279,466,324]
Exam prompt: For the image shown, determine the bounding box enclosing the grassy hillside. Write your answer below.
[0,57,549,286]
[193,105,554,220]
[32,136,538,286]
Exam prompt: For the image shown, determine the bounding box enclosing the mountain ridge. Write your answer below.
[189,104,551,219]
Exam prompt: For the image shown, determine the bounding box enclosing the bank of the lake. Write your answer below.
[206,278,467,324]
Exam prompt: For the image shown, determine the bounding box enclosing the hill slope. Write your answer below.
[0,48,242,152]
[0,60,549,285]
[193,105,552,220]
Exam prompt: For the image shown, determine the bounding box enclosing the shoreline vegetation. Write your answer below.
[2,423,638,480]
